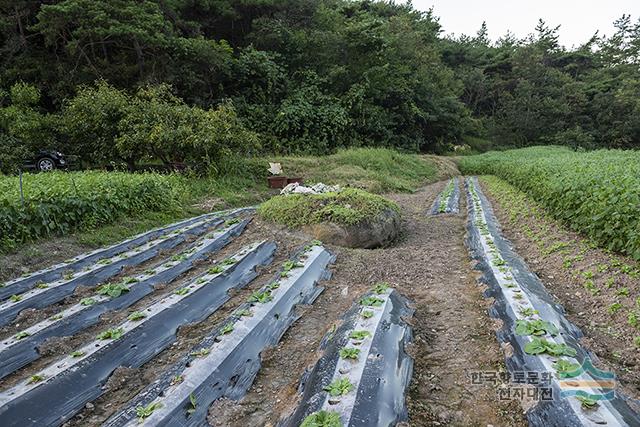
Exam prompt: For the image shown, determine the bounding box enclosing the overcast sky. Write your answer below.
[413,0,640,48]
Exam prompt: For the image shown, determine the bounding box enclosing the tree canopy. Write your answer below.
[1,1,639,172]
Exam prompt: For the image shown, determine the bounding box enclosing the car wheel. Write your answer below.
[37,157,56,172]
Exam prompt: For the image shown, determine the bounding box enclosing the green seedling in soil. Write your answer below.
[267,282,280,290]
[513,293,523,300]
[349,330,371,340]
[171,375,184,385]
[617,287,629,297]
[634,337,640,347]
[598,264,609,273]
[190,348,210,358]
[304,240,323,251]
[372,282,390,294]
[36,283,49,289]
[504,275,513,281]
[97,327,124,340]
[524,337,577,357]
[98,283,130,298]
[196,278,207,284]
[282,260,303,273]
[359,296,384,307]
[144,269,156,275]
[28,374,45,384]
[249,290,273,304]
[582,270,594,280]
[171,254,188,262]
[323,378,354,397]
[498,266,509,273]
[71,351,85,358]
[128,311,147,321]
[14,331,30,340]
[576,396,599,409]
[236,309,253,317]
[554,359,581,379]
[221,258,236,266]
[519,307,539,317]
[339,348,361,360]
[504,282,517,288]
[562,258,573,269]
[80,297,96,306]
[605,277,615,288]
[515,319,559,336]
[608,303,622,315]
[136,402,163,420]
[9,294,22,303]
[208,266,224,274]
[175,287,190,296]
[50,314,64,321]
[583,280,600,296]
[220,322,234,335]
[300,410,342,427]
[629,312,639,328]
[225,218,240,226]
[62,273,74,280]
[361,310,374,319]
[492,257,507,267]
[187,393,197,415]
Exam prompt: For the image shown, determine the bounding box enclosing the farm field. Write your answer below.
[2,151,640,426]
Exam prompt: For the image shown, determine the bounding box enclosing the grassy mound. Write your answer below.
[257,188,399,228]
[266,148,436,193]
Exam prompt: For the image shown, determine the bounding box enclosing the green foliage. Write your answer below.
[323,378,353,397]
[0,171,187,252]
[136,402,163,421]
[258,189,399,228]
[460,147,640,260]
[349,330,371,340]
[128,311,147,321]
[96,328,125,340]
[359,296,385,307]
[97,282,131,298]
[339,348,360,360]
[553,359,581,379]
[300,411,342,427]
[524,337,577,357]
[515,319,559,336]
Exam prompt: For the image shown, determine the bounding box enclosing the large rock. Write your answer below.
[303,208,400,249]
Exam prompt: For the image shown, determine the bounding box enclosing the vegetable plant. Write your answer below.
[323,378,353,397]
[515,319,559,336]
[553,359,581,379]
[300,410,342,427]
[98,282,130,298]
[524,338,577,357]
[136,402,163,420]
[339,348,360,360]
[97,327,124,340]
[349,330,371,340]
[128,311,147,321]
[359,296,384,307]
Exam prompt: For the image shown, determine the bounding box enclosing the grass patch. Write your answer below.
[258,188,399,228]
[266,148,437,193]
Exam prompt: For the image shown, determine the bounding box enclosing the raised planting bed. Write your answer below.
[0,240,276,426]
[283,283,414,427]
[0,219,256,380]
[465,177,640,426]
[0,213,246,327]
[429,177,460,215]
[103,241,335,426]
[258,188,400,248]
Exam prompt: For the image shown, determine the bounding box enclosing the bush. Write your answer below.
[0,171,187,251]
[459,146,640,259]
[257,188,399,228]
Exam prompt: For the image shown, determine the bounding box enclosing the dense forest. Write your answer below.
[1,0,639,173]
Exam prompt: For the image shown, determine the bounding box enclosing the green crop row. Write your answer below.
[459,146,640,260]
[0,171,188,251]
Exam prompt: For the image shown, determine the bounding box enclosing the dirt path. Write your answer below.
[208,181,526,426]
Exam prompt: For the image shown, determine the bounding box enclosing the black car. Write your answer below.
[24,150,69,172]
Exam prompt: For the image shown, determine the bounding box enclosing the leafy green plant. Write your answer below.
[220,322,234,335]
[175,287,190,296]
[515,319,559,336]
[608,303,623,314]
[361,310,374,319]
[98,282,130,298]
[71,350,85,358]
[553,359,581,378]
[136,402,163,420]
[128,311,147,321]
[524,337,577,357]
[372,282,390,294]
[249,290,273,304]
[349,330,371,340]
[14,331,30,340]
[80,297,96,306]
[36,283,49,289]
[518,307,539,317]
[187,393,197,415]
[339,348,360,360]
[236,309,253,317]
[359,296,384,307]
[28,374,45,384]
[300,410,342,427]
[9,294,22,302]
[208,266,224,274]
[323,378,353,397]
[221,258,236,266]
[576,395,599,409]
[97,327,124,340]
